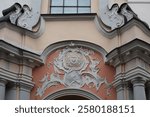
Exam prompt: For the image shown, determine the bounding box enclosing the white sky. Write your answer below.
[128,0,150,27]
[0,0,150,27]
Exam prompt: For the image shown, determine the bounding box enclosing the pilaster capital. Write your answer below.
[15,80,34,92]
[131,78,146,86]
[0,79,7,85]
[113,79,126,90]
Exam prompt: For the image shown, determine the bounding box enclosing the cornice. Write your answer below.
[0,40,43,67]
[112,66,150,87]
[106,39,150,67]
[0,13,150,40]
[41,13,96,21]
[42,13,150,38]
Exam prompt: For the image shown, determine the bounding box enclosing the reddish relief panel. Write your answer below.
[31,47,116,100]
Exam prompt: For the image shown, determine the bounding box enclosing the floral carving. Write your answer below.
[36,47,108,97]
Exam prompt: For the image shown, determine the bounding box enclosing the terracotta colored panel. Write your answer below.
[31,47,116,100]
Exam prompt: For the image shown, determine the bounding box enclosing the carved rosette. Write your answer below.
[36,47,108,97]
[63,50,86,71]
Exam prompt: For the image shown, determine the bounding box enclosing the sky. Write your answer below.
[128,3,150,27]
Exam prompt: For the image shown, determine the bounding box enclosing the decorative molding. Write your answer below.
[44,89,101,100]
[0,40,43,65]
[106,39,150,67]
[36,47,108,97]
[0,40,42,94]
[9,3,22,25]
[108,0,127,9]
[106,39,150,94]
[0,0,41,31]
[0,79,7,86]
[99,0,137,31]
[42,13,150,39]
[41,40,107,62]
[42,13,96,21]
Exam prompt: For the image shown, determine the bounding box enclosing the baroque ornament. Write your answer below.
[36,47,108,97]
[0,0,41,31]
[99,0,137,31]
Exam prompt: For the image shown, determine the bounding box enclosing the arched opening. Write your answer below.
[44,89,101,100]
[55,95,89,100]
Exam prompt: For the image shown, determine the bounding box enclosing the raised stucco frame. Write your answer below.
[44,88,101,100]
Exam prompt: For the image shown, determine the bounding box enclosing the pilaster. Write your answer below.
[0,79,7,100]
[5,84,17,100]
[131,78,146,100]
[0,40,43,100]
[115,83,125,100]
[18,82,33,100]
[107,39,150,100]
[145,82,150,100]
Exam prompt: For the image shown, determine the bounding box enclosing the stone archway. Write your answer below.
[44,89,101,100]
[55,95,88,100]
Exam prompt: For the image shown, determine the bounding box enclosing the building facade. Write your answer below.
[0,0,150,100]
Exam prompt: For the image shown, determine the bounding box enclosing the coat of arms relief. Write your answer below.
[0,0,41,31]
[36,47,109,97]
[99,0,137,31]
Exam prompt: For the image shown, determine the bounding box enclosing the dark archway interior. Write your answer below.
[55,95,89,100]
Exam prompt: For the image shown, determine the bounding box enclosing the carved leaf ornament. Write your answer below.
[36,47,108,97]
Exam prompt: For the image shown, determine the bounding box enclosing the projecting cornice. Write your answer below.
[0,40,43,67]
[0,40,43,92]
[106,39,150,67]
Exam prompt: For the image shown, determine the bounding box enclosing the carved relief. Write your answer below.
[99,0,137,31]
[17,5,33,30]
[120,4,136,22]
[9,3,22,25]
[0,0,41,31]
[36,47,108,97]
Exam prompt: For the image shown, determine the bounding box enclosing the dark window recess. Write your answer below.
[50,0,91,14]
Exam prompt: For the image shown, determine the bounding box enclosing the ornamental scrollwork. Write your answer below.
[36,47,108,97]
[0,0,41,31]
[99,0,137,31]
